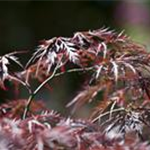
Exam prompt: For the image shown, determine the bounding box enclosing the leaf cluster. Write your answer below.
[0,28,150,149]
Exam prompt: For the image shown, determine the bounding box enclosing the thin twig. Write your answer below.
[54,66,94,78]
[22,65,94,119]
[22,64,60,119]
[9,75,32,94]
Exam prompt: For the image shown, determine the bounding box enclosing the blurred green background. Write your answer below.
[1,0,150,118]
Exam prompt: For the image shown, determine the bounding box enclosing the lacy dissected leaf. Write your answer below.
[25,28,129,79]
[26,37,80,76]
[0,52,26,89]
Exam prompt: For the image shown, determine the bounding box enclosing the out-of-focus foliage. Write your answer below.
[1,1,150,116]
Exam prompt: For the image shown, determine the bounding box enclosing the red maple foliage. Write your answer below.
[0,28,150,149]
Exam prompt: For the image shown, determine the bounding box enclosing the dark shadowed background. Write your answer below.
[0,0,150,118]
